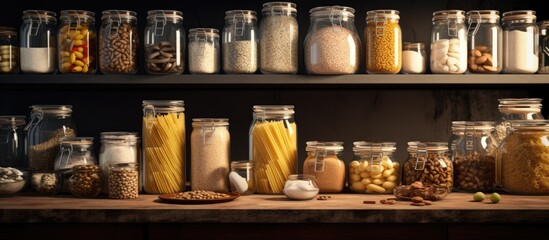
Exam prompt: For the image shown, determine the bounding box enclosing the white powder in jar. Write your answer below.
[191,123,230,192]
[503,30,539,73]
[189,41,219,74]
[20,47,56,73]
[402,50,425,74]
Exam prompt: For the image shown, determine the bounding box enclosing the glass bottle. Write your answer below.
[494,98,544,145]
[403,142,453,189]
[302,141,345,193]
[222,10,258,74]
[401,42,426,74]
[349,141,399,193]
[229,160,255,195]
[365,10,401,74]
[0,26,20,74]
[20,10,57,74]
[430,10,467,74]
[109,162,139,199]
[58,10,97,74]
[191,118,230,192]
[99,10,138,74]
[250,105,297,194]
[0,116,26,169]
[68,164,102,198]
[144,10,185,74]
[188,28,220,74]
[99,132,140,194]
[259,2,298,74]
[502,10,538,73]
[537,20,549,73]
[142,100,185,194]
[466,10,502,73]
[304,6,360,74]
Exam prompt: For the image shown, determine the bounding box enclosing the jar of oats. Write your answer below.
[365,10,401,74]
[302,141,345,193]
[349,141,399,193]
[403,142,453,189]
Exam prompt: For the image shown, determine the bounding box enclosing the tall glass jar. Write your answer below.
[250,105,297,194]
[466,10,502,73]
[401,42,426,74]
[349,141,399,194]
[302,141,345,193]
[222,10,258,74]
[144,10,185,74]
[142,100,185,194]
[191,118,230,192]
[99,10,138,74]
[365,10,401,74]
[430,10,467,74]
[99,132,140,194]
[188,28,220,74]
[259,2,298,74]
[304,6,360,74]
[502,10,538,73]
[20,10,57,74]
[0,27,19,74]
[0,116,26,169]
[537,20,549,73]
[403,142,453,189]
[25,105,76,172]
[500,120,549,194]
[58,10,96,74]
[494,98,544,145]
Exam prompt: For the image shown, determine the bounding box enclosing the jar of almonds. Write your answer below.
[68,165,102,198]
[349,142,399,194]
[466,10,502,73]
[403,142,453,189]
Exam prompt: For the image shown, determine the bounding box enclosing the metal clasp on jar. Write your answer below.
[369,143,383,173]
[313,143,326,172]
[153,12,167,36]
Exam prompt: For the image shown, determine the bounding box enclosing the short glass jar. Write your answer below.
[68,164,102,198]
[283,174,319,200]
[349,141,399,194]
[302,141,345,193]
[365,10,401,74]
[30,170,60,194]
[99,10,138,74]
[502,10,538,73]
[537,20,549,73]
[403,142,453,189]
[0,116,26,169]
[54,137,96,172]
[20,10,57,74]
[57,10,97,74]
[188,28,220,74]
[466,10,502,73]
[401,42,426,74]
[430,10,467,74]
[0,26,20,74]
[108,162,139,199]
[144,10,185,74]
[229,160,255,195]
[222,10,258,74]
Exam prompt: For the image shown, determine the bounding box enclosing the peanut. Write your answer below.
[468,45,499,73]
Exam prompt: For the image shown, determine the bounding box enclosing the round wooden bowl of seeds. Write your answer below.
[158,190,240,204]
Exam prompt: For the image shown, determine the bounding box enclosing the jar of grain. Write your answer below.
[57,10,97,74]
[191,118,230,192]
[250,105,297,194]
[304,6,360,74]
[259,2,298,74]
[494,98,544,145]
[99,10,138,74]
[144,10,185,74]
[229,160,255,195]
[142,100,186,194]
[68,164,102,198]
[403,142,453,189]
[430,10,467,74]
[0,26,20,74]
[365,10,401,74]
[537,20,549,73]
[108,162,139,199]
[302,141,345,193]
[401,42,426,74]
[188,28,220,74]
[20,10,57,74]
[502,10,538,73]
[451,121,498,192]
[466,10,502,73]
[349,141,399,194]
[25,105,76,173]
[222,10,258,74]
[500,120,549,194]
[99,132,140,194]
[0,116,26,169]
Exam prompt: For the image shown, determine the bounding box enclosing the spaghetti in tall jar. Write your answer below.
[142,100,186,194]
[250,105,297,194]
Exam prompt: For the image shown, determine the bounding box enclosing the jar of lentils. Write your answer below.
[68,164,102,198]
[403,142,453,189]
[188,28,220,74]
[365,10,401,74]
[58,10,97,74]
[144,10,185,74]
[99,10,138,74]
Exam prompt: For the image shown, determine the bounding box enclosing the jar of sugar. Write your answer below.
[20,10,57,74]
[466,10,502,73]
[401,42,426,74]
[430,10,467,74]
[502,10,538,73]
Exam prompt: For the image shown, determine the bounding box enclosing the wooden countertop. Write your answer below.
[1,192,549,224]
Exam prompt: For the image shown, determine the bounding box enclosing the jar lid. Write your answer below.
[142,100,185,113]
[366,9,399,20]
[192,118,229,126]
[253,105,295,115]
[403,42,425,48]
[502,10,536,21]
[101,10,137,21]
[432,10,465,21]
[466,10,500,20]
[60,137,94,146]
[188,28,219,38]
[231,160,254,169]
[509,120,549,130]
[0,115,26,126]
[262,2,297,14]
[146,10,183,20]
[73,164,100,172]
[30,105,73,114]
[419,142,448,151]
[224,10,257,20]
[60,10,95,21]
[451,121,494,132]
[0,26,17,36]
[22,10,57,21]
[309,5,355,19]
[538,20,549,29]
[353,141,396,152]
[407,141,420,152]
[498,98,542,113]
[100,132,139,143]
[305,141,344,152]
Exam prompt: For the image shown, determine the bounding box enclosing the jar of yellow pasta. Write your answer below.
[142,100,186,194]
[58,10,97,74]
[250,105,297,194]
[500,120,549,194]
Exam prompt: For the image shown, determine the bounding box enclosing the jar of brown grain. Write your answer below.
[302,141,345,193]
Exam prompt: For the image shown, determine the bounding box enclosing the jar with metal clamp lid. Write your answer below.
[365,9,401,74]
[99,10,138,74]
[502,10,538,73]
[54,137,96,193]
[494,98,544,145]
[349,141,399,193]
[20,10,57,73]
[58,10,97,74]
[188,28,220,74]
[466,10,502,73]
[222,10,258,74]
[430,10,467,74]
[403,142,453,189]
[302,141,345,193]
[0,26,19,74]
[537,20,549,73]
[144,10,185,74]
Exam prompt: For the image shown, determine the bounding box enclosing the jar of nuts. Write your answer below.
[144,10,185,74]
[403,142,453,189]
[68,165,102,198]
[303,141,346,193]
[349,142,399,194]
[57,10,97,74]
[466,10,502,73]
[99,10,138,74]
[430,10,467,74]
[365,10,402,74]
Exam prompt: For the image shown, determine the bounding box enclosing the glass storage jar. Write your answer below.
[430,10,467,74]
[99,132,140,194]
[302,141,345,193]
[222,10,258,74]
[54,137,96,172]
[283,174,319,200]
[0,116,26,169]
[259,2,298,74]
[304,5,360,74]
[494,98,544,145]
[250,105,297,194]
[191,118,230,192]
[188,28,220,74]
[349,141,399,194]
[68,164,102,198]
[365,9,401,74]
[500,120,549,194]
[20,10,57,74]
[401,42,426,74]
[108,162,139,199]
[30,170,60,194]
[99,10,138,74]
[144,10,185,74]
[403,142,453,189]
[502,10,538,73]
[0,26,19,74]
[142,100,185,194]
[538,20,549,73]
[25,105,76,172]
[229,160,255,195]
[58,10,96,74]
[466,10,502,73]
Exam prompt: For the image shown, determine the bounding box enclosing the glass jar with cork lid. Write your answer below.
[302,141,345,193]
[365,10,401,74]
[349,141,399,194]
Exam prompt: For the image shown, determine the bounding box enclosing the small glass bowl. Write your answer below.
[283,174,320,200]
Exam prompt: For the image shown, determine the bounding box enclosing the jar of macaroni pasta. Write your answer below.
[538,20,549,73]
[20,10,57,74]
[365,10,401,74]
[222,10,258,74]
[430,10,467,74]
[58,10,97,74]
[250,105,297,194]
[403,142,453,189]
[144,10,185,74]
[188,28,220,74]
[303,141,345,193]
[502,10,538,73]
[466,10,502,73]
[99,10,138,74]
[349,141,399,194]
[142,100,186,194]
[0,26,19,74]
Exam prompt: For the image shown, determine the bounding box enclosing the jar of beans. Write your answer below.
[144,10,185,74]
[0,26,20,74]
[365,10,401,74]
[222,10,258,74]
[20,10,57,74]
[109,162,139,199]
[302,141,346,193]
[68,165,102,198]
[58,10,97,74]
[430,10,467,74]
[99,10,138,74]
[349,142,399,194]
[466,10,502,73]
[403,142,453,189]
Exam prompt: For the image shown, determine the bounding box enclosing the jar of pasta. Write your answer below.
[250,105,297,194]
[58,10,97,74]
[349,141,399,194]
[302,141,345,193]
[365,10,401,74]
[403,142,453,189]
[142,100,186,194]
[430,10,467,74]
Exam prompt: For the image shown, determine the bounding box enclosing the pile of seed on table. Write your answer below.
[172,190,230,200]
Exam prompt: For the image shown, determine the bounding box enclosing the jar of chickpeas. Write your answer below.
[58,10,97,74]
